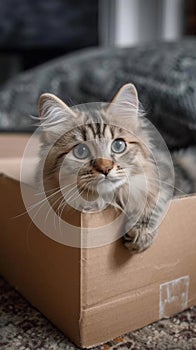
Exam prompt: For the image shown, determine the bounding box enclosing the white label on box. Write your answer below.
[159,275,189,319]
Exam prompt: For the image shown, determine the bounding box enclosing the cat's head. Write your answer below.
[38,84,152,211]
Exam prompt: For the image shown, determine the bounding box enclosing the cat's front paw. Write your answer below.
[122,226,156,253]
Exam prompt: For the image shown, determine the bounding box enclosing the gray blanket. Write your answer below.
[0,39,196,149]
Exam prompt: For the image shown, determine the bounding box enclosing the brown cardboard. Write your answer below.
[0,134,196,348]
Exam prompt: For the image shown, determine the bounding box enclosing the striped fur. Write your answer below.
[36,84,194,253]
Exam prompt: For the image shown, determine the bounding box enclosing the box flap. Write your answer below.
[0,134,32,158]
[0,134,39,185]
[0,175,82,346]
[81,195,196,308]
[79,194,196,346]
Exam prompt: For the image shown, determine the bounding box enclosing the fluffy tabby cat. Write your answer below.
[37,83,196,253]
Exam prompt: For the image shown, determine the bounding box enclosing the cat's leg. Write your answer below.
[122,183,171,253]
[123,218,157,253]
[122,201,161,253]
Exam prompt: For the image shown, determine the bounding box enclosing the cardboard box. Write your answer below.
[0,134,196,348]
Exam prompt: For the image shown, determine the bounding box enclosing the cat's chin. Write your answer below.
[97,177,125,193]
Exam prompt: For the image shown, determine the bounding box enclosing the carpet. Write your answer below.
[0,277,195,350]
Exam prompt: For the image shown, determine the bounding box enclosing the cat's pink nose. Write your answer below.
[94,158,114,175]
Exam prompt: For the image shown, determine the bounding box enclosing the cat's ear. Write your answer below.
[38,93,76,143]
[107,83,139,122]
[39,93,75,120]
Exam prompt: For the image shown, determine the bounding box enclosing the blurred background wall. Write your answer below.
[0,0,195,84]
[99,0,184,46]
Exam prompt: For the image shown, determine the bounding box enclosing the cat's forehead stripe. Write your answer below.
[105,124,113,139]
[76,122,124,142]
[77,123,109,141]
[80,126,87,141]
[86,124,97,139]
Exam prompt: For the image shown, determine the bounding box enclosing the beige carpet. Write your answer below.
[0,277,195,350]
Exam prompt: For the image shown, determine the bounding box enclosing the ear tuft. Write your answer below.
[38,93,76,144]
[108,83,139,118]
[113,83,138,109]
[38,93,75,120]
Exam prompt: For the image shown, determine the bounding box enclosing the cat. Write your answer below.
[36,83,195,253]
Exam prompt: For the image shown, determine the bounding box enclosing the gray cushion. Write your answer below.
[0,39,196,149]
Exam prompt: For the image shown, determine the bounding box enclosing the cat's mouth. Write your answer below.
[99,175,124,185]
[74,177,125,205]
[91,175,126,197]
[76,161,127,199]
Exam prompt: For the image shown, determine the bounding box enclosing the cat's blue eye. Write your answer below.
[111,139,126,153]
[73,144,90,159]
